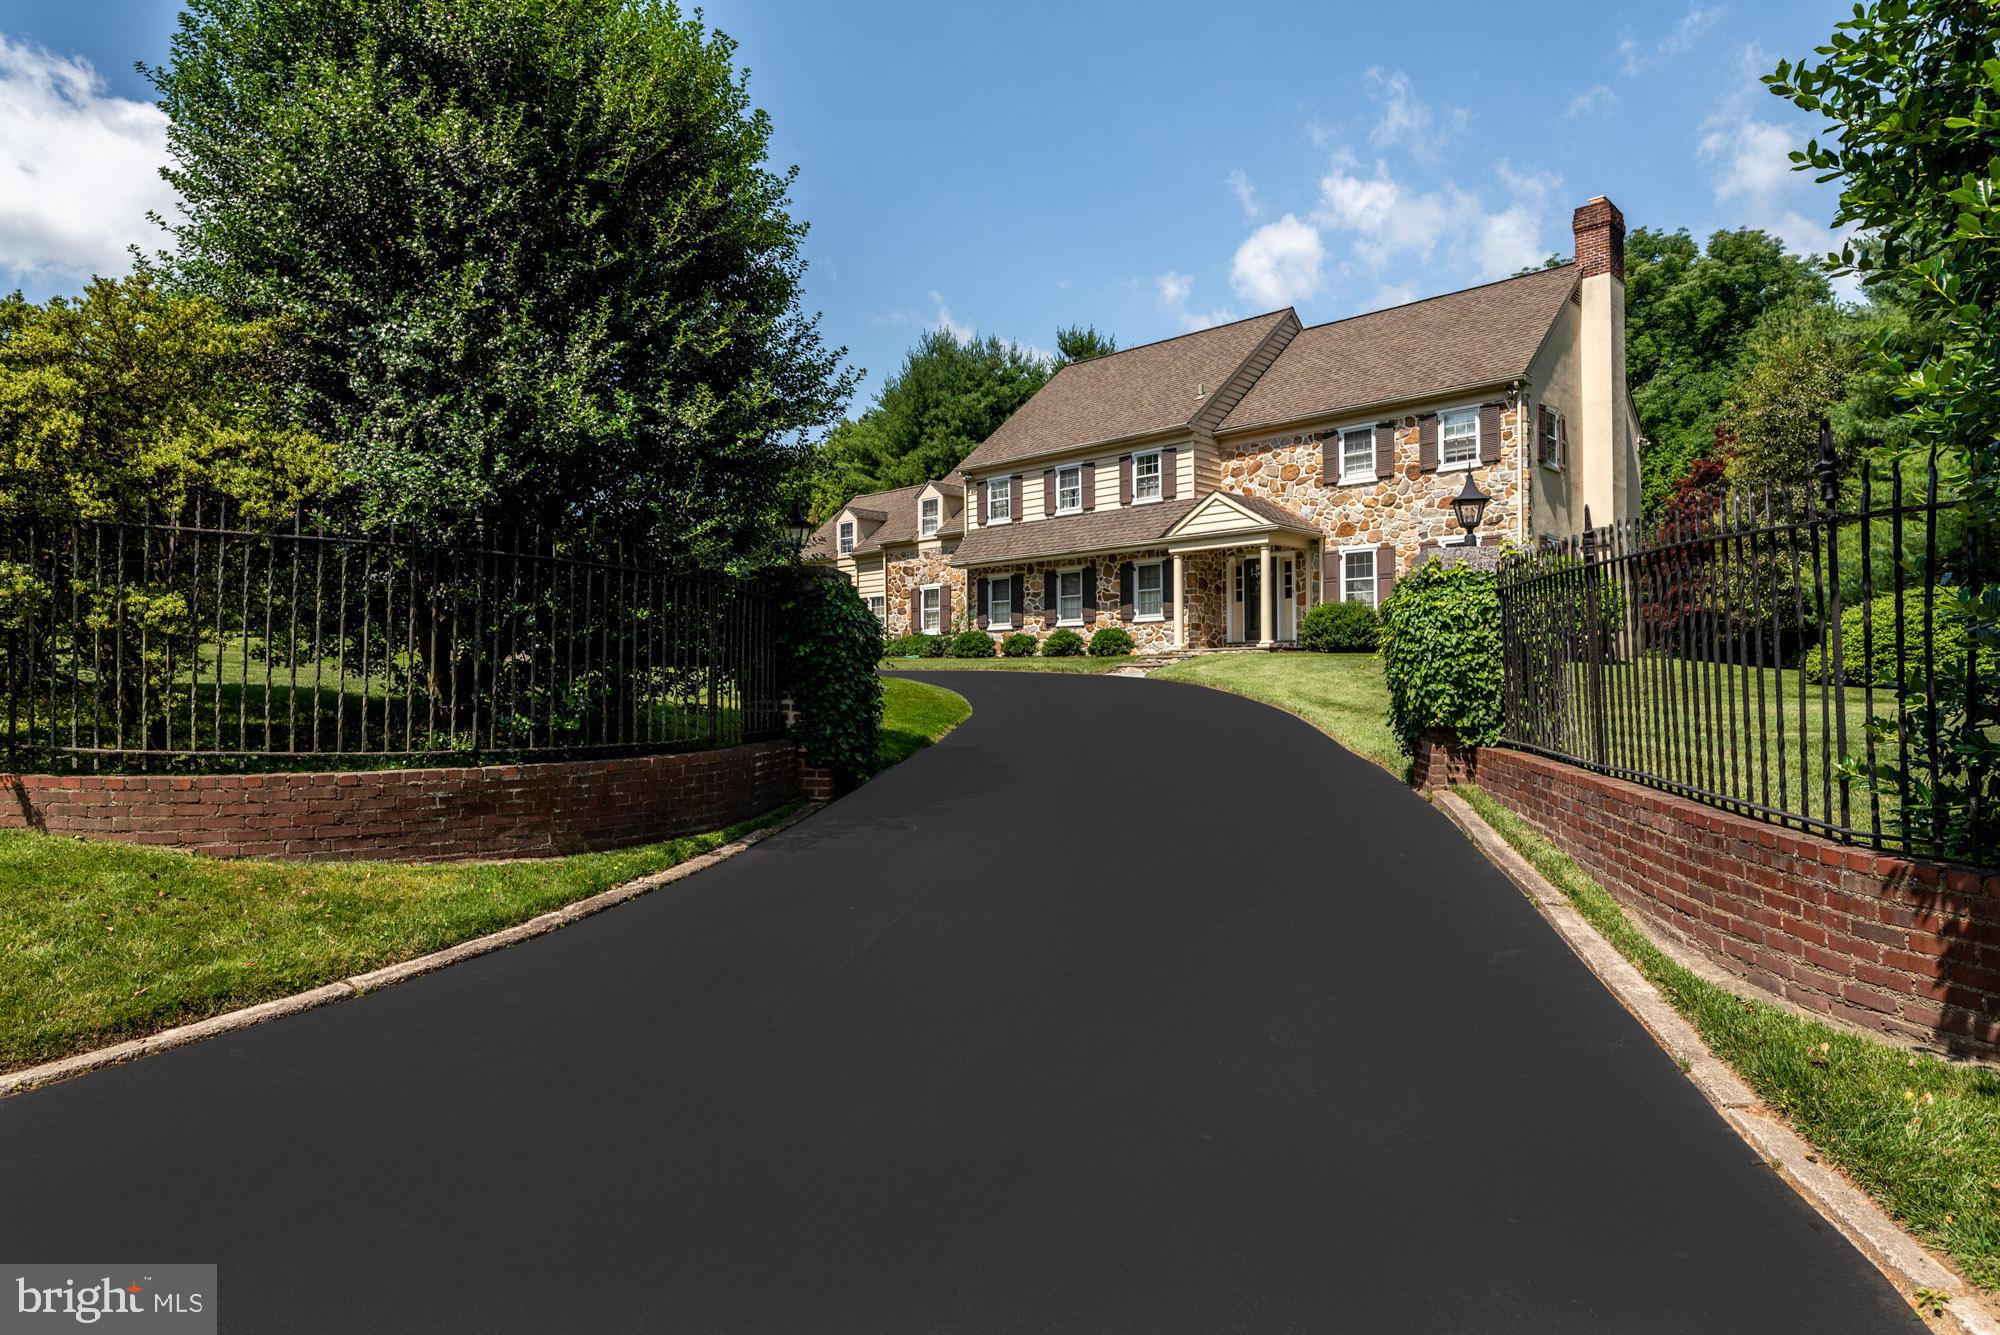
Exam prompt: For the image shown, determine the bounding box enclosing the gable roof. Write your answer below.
[1216,264,1579,435]
[804,477,967,561]
[1163,491,1320,540]
[956,310,1297,474]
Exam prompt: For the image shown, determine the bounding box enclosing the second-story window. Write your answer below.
[920,496,940,536]
[1339,427,1374,484]
[1133,450,1162,501]
[1056,464,1082,514]
[1440,408,1479,468]
[837,520,854,555]
[986,477,1011,523]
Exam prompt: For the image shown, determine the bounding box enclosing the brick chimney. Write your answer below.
[1573,196,1625,281]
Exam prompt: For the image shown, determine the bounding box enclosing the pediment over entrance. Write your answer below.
[1163,491,1317,545]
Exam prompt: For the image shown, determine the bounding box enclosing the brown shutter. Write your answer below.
[1417,415,1439,472]
[911,586,923,631]
[1043,469,1055,514]
[1011,573,1024,619]
[976,479,988,522]
[1010,474,1023,518]
[1323,547,1342,602]
[1479,402,1503,465]
[1375,543,1397,605]
[1118,455,1133,505]
[1557,413,1568,468]
[1118,562,1135,621]
[1375,422,1396,479]
[1162,560,1175,618]
[1044,570,1059,622]
[1162,447,1178,499]
[939,585,952,631]
[1081,462,1096,511]
[1081,564,1098,624]
[975,577,989,629]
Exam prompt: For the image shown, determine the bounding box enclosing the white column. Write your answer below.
[1257,543,1275,649]
[1172,552,1187,649]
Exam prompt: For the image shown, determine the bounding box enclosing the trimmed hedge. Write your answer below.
[1001,632,1037,657]
[1380,561,1503,755]
[947,629,997,658]
[778,574,883,786]
[1299,600,1379,652]
[882,633,944,659]
[1043,627,1085,657]
[1088,626,1135,656]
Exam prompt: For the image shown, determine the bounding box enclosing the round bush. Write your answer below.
[948,629,997,658]
[1380,562,1503,755]
[1299,600,1379,652]
[777,574,883,787]
[1001,632,1037,657]
[1087,625,1135,657]
[881,633,934,660]
[1806,590,1990,688]
[1043,627,1085,657]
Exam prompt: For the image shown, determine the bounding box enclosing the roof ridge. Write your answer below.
[1299,263,1577,335]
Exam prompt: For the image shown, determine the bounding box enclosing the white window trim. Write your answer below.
[985,574,1013,631]
[1335,423,1377,487]
[985,477,1013,525]
[1055,463,1084,516]
[866,595,886,625]
[1131,448,1163,504]
[919,496,941,536]
[837,519,855,555]
[1437,405,1481,473]
[1538,405,1566,473]
[1055,566,1086,627]
[1337,542,1379,607]
[918,583,943,634]
[1133,559,1165,622]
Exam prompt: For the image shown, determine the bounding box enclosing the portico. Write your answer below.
[1163,492,1320,649]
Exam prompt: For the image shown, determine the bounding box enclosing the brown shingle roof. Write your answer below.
[1217,265,1578,435]
[803,483,928,560]
[1216,492,1321,534]
[950,498,1201,567]
[957,311,1295,473]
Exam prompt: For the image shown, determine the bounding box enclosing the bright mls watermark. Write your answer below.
[2,1267,213,1333]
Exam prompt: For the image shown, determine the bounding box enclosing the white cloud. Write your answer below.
[0,35,173,284]
[1314,155,1560,281]
[1176,307,1242,332]
[1700,115,1796,207]
[926,290,975,342]
[1367,283,1418,312]
[1154,270,1192,306]
[1366,69,1468,162]
[1225,168,1262,220]
[1622,6,1725,74]
[1305,119,1335,147]
[1564,85,1619,120]
[1230,214,1324,307]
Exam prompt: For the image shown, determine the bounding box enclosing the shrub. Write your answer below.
[1001,632,1037,657]
[881,633,929,659]
[947,629,997,658]
[778,574,882,787]
[1043,627,1085,657]
[1087,625,1135,657]
[1299,600,1379,652]
[1380,562,1503,755]
[1806,590,1992,688]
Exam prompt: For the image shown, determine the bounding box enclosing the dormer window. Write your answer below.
[837,520,855,555]
[1133,450,1162,502]
[920,496,940,537]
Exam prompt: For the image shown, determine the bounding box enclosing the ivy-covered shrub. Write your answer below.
[778,574,883,786]
[1087,625,1135,657]
[881,633,943,659]
[1043,627,1085,657]
[1806,590,1992,689]
[947,629,997,658]
[1380,562,1503,755]
[1299,600,1379,652]
[1001,632,1037,657]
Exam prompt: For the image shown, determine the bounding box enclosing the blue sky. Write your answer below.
[2,0,1854,407]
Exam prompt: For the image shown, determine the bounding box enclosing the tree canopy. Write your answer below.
[150,0,852,564]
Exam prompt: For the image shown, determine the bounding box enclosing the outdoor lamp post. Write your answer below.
[782,502,814,552]
[1450,473,1490,544]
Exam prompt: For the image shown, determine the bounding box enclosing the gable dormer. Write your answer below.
[916,478,965,542]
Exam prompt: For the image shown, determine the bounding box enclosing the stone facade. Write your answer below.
[960,548,1183,653]
[882,549,966,638]
[1218,407,1525,575]
[1180,549,1231,649]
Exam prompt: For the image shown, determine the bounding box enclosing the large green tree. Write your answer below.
[150,0,852,565]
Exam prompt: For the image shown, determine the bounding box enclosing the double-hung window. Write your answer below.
[1440,408,1479,468]
[1538,406,1564,470]
[1342,548,1377,606]
[919,585,942,633]
[1056,464,1083,514]
[1133,450,1162,502]
[866,595,886,625]
[986,478,1011,524]
[1134,561,1164,620]
[837,520,855,555]
[1338,426,1374,485]
[920,497,940,536]
[1056,569,1084,624]
[987,575,1012,629]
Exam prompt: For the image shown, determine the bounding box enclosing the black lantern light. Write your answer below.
[782,501,815,552]
[1450,472,1490,542]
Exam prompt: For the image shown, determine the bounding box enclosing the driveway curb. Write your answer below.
[1435,790,1997,1335]
[0,802,824,1102]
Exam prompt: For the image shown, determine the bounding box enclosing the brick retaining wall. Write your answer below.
[1468,746,2000,1056]
[1,739,805,863]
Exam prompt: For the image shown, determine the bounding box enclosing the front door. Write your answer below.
[1238,557,1261,642]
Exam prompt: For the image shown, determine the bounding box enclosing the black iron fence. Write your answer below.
[1497,431,1994,865]
[2,507,785,773]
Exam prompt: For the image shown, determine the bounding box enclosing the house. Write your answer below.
[808,196,1642,649]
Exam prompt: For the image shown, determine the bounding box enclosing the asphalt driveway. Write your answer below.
[0,671,1924,1333]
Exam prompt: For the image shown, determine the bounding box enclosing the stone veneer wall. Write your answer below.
[961,549,1183,652]
[1220,407,1525,575]
[883,550,966,637]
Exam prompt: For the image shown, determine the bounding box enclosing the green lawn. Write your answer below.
[1149,652,1403,777]
[876,676,970,769]
[879,655,1127,673]
[1459,785,2000,1292]
[0,673,968,1074]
